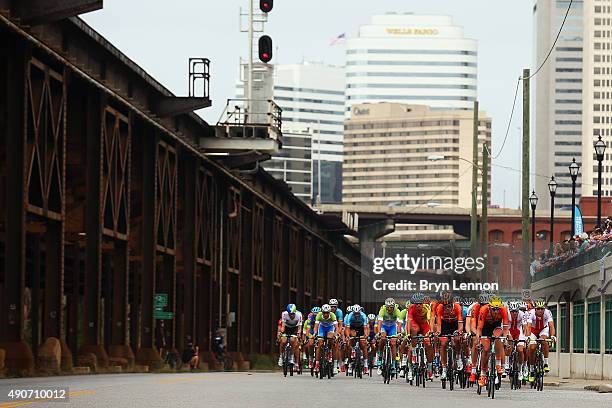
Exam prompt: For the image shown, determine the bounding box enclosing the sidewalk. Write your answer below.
[543,376,612,392]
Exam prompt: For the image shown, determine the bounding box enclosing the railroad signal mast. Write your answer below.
[240,0,274,114]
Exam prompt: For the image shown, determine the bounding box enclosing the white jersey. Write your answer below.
[508,310,528,340]
[281,311,303,328]
[526,309,553,333]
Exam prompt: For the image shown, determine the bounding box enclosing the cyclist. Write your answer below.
[475,296,509,387]
[278,303,303,368]
[526,298,556,381]
[367,313,377,365]
[313,304,338,374]
[329,298,344,373]
[434,292,464,379]
[507,301,529,381]
[376,297,403,376]
[341,304,353,371]
[303,306,320,369]
[398,300,411,374]
[344,304,370,375]
[467,293,489,383]
[406,292,434,380]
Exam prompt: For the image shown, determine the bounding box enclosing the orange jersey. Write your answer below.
[477,304,509,330]
[436,302,463,323]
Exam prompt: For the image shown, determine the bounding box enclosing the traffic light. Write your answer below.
[260,0,273,13]
[258,35,273,63]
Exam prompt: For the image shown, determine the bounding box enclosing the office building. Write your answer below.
[237,62,344,203]
[534,0,585,209]
[345,13,478,112]
[343,103,491,207]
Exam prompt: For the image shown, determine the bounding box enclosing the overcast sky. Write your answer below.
[82,0,538,209]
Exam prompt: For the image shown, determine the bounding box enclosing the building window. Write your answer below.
[489,230,503,242]
[588,301,601,353]
[561,303,569,353]
[551,307,557,352]
[606,297,612,354]
[573,303,584,353]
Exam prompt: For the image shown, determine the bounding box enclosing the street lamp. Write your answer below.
[569,158,580,236]
[594,135,606,227]
[529,191,538,260]
[548,176,558,254]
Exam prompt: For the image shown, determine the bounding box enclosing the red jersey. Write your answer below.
[408,304,429,324]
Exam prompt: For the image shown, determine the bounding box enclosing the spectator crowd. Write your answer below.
[531,216,612,276]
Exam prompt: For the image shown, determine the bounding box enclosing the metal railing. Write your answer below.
[188,58,210,98]
[532,241,612,281]
[216,98,282,138]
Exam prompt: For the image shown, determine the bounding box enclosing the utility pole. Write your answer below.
[481,143,489,282]
[522,69,531,287]
[471,101,479,258]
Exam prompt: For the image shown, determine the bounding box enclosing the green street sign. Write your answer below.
[153,311,174,320]
[154,293,168,308]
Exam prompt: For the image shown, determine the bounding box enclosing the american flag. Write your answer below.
[329,33,346,46]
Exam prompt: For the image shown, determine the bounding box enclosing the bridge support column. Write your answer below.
[136,133,161,368]
[0,38,34,375]
[81,89,108,369]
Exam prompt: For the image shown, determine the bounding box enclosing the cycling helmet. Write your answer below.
[534,298,546,309]
[384,297,395,307]
[405,300,411,308]
[489,297,503,308]
[347,305,354,313]
[286,303,297,314]
[329,298,339,306]
[411,292,425,304]
[519,301,528,310]
[367,313,376,321]
[509,302,520,312]
[321,304,331,313]
[311,307,321,314]
[453,296,462,304]
[352,304,361,313]
[441,291,452,303]
[478,293,490,304]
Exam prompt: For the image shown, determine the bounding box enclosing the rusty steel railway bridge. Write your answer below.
[0,1,362,375]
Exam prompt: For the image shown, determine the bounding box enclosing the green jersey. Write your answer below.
[315,312,338,327]
[377,305,403,325]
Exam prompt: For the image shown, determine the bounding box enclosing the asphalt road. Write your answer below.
[0,371,610,408]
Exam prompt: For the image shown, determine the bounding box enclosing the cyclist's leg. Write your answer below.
[440,336,449,367]
[493,327,505,374]
[290,334,299,363]
[452,333,462,368]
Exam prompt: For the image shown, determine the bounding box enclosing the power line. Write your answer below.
[525,0,574,80]
[491,77,521,159]
[490,0,574,160]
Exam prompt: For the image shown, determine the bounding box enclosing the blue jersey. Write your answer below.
[345,311,367,328]
[461,305,469,320]
[332,308,344,323]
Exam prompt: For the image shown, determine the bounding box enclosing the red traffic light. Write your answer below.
[258,35,273,63]
[260,0,273,13]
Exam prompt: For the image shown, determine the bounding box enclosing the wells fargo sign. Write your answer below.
[385,28,440,35]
